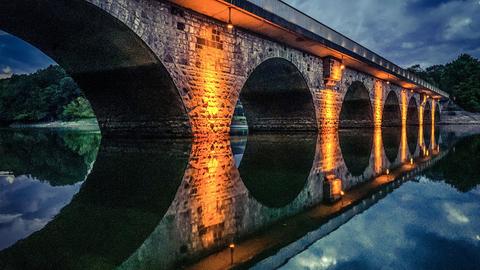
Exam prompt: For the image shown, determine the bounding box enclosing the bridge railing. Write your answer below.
[245,0,449,98]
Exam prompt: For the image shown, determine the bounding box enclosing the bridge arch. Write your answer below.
[424,100,432,147]
[382,90,402,127]
[0,0,190,138]
[236,57,316,132]
[407,97,419,154]
[339,81,374,128]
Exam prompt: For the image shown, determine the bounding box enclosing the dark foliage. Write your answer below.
[407,54,480,112]
[0,65,95,123]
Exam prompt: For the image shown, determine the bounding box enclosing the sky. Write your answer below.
[1,0,480,78]
[284,0,480,67]
[277,179,480,270]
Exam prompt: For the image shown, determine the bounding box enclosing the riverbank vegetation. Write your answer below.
[0,65,95,125]
[408,54,480,112]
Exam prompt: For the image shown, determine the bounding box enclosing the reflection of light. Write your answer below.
[418,122,424,151]
[185,135,236,247]
[431,101,436,150]
[410,158,414,165]
[373,126,383,174]
[400,124,408,162]
[320,130,339,173]
[386,169,390,175]
[374,81,383,127]
[400,91,408,161]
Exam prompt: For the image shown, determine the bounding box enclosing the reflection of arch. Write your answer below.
[238,58,316,132]
[407,125,419,155]
[0,138,190,269]
[339,130,373,177]
[424,101,432,148]
[382,91,401,127]
[0,0,190,138]
[238,134,316,208]
[407,97,419,126]
[424,100,432,127]
[340,81,373,128]
[382,127,401,164]
[435,101,441,124]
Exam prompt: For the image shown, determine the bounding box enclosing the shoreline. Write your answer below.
[6,118,99,131]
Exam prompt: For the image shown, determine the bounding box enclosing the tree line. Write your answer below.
[0,65,95,124]
[407,54,480,112]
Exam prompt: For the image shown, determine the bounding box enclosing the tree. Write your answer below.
[408,54,480,112]
[0,65,95,123]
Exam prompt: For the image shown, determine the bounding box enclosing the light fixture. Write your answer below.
[227,7,234,30]
[410,158,414,165]
[340,55,345,70]
[386,169,390,175]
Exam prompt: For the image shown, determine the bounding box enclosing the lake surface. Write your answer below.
[0,125,479,269]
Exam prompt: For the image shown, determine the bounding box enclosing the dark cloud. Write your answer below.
[1,1,479,72]
[284,0,480,67]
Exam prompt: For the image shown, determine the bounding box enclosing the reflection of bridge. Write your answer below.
[1,0,447,138]
[0,123,450,269]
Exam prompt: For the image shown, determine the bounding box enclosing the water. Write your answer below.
[0,125,479,269]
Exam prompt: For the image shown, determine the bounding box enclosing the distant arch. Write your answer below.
[237,57,316,132]
[407,97,419,154]
[340,81,373,128]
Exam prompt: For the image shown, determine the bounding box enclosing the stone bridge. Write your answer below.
[0,0,447,137]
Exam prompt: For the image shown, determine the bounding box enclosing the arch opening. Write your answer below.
[339,81,373,128]
[235,58,316,133]
[382,91,401,127]
[0,0,190,138]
